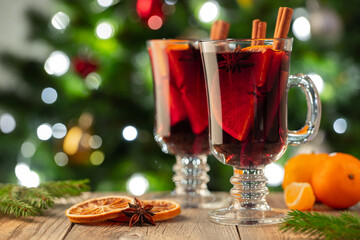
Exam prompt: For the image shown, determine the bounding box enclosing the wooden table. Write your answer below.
[1,192,359,240]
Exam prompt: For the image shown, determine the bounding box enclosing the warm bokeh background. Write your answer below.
[0,0,359,194]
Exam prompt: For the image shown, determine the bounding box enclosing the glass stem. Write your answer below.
[172,155,210,196]
[231,167,270,210]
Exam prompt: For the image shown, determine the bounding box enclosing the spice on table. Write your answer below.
[122,198,156,227]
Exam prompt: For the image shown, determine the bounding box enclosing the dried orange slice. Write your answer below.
[65,196,133,223]
[111,199,181,222]
[284,182,316,211]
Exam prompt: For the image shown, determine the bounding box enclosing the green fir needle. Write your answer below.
[279,210,360,240]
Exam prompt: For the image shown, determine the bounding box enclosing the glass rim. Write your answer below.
[199,37,293,44]
[146,38,199,44]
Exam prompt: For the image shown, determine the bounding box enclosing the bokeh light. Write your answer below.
[148,15,163,30]
[63,127,83,155]
[37,123,52,141]
[198,1,219,23]
[97,0,113,8]
[52,123,67,139]
[264,163,284,187]
[54,152,69,166]
[21,141,36,158]
[85,72,102,90]
[95,21,115,39]
[51,11,70,30]
[0,113,16,134]
[89,135,102,149]
[90,150,105,165]
[164,0,177,5]
[126,173,149,196]
[122,126,138,141]
[41,87,58,104]
[15,163,40,188]
[292,16,311,41]
[333,118,347,134]
[308,73,324,94]
[44,51,70,76]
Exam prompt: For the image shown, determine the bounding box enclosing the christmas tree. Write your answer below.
[0,0,359,192]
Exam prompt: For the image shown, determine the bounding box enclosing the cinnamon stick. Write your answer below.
[251,19,267,46]
[251,19,260,46]
[210,20,230,40]
[273,7,293,49]
[256,21,267,45]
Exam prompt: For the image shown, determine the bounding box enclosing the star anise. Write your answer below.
[122,198,156,227]
[218,51,254,73]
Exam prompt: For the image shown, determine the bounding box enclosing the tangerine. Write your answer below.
[282,153,328,189]
[284,182,316,211]
[311,152,360,209]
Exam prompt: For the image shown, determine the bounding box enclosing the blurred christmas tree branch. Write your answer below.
[0,179,90,217]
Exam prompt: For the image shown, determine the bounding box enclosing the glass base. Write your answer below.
[208,207,287,225]
[149,191,231,209]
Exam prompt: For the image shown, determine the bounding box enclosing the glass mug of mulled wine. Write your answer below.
[199,38,321,224]
[147,39,228,208]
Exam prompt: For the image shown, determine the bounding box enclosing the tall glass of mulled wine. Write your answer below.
[200,38,321,224]
[147,39,228,208]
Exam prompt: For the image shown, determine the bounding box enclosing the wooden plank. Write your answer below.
[0,192,359,240]
[66,207,240,240]
[0,195,88,240]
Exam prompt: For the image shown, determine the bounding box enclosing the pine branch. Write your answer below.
[0,179,90,218]
[40,179,90,198]
[0,198,41,217]
[279,210,360,240]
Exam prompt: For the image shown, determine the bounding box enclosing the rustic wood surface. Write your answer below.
[0,192,359,240]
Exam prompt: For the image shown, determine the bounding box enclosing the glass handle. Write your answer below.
[287,74,322,145]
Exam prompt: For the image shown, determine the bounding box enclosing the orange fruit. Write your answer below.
[65,196,133,223]
[282,153,328,189]
[311,153,360,209]
[111,199,181,222]
[284,182,316,211]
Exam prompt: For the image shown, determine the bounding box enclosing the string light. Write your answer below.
[15,163,40,187]
[95,21,115,39]
[264,163,284,187]
[85,72,102,90]
[308,73,324,94]
[148,15,163,30]
[54,152,69,166]
[44,51,70,76]
[41,87,58,104]
[0,113,16,134]
[333,118,347,134]
[292,16,311,41]
[89,135,102,149]
[51,11,70,30]
[90,150,105,165]
[37,123,52,141]
[126,173,149,196]
[198,1,219,23]
[97,0,113,8]
[21,141,36,158]
[122,126,138,141]
[52,123,67,139]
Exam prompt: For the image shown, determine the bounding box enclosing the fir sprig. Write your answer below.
[279,210,360,240]
[0,179,90,217]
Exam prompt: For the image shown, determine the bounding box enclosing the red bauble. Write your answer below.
[73,57,98,78]
[136,0,164,22]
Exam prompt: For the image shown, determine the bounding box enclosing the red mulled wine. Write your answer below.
[202,46,291,167]
[148,40,209,155]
